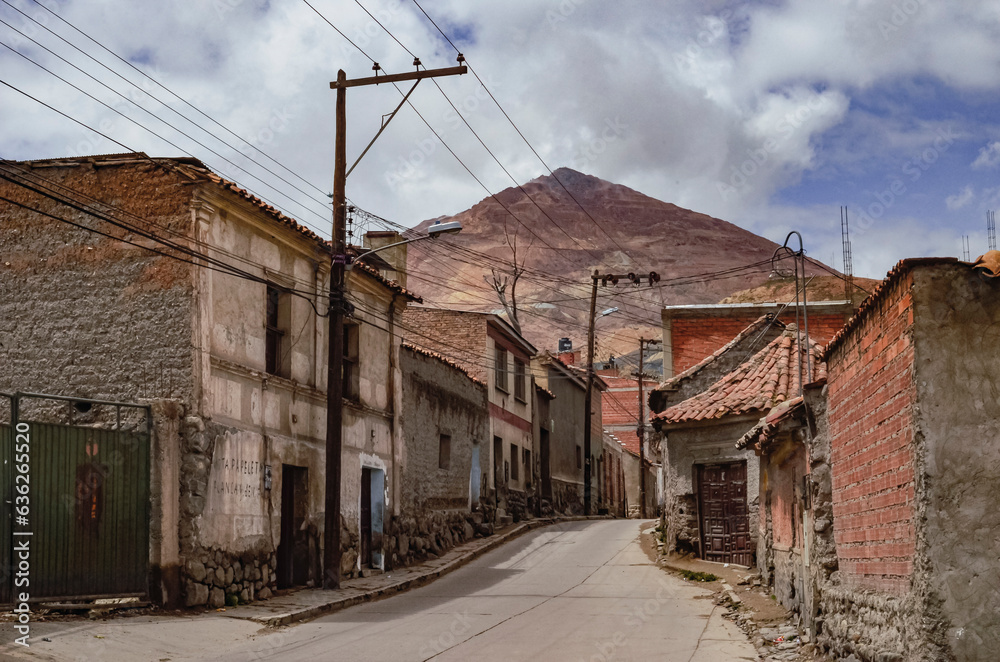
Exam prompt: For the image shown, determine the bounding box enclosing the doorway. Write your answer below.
[540,428,552,501]
[360,467,385,570]
[697,461,751,565]
[470,443,481,506]
[277,465,309,588]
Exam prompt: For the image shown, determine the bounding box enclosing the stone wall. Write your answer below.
[393,345,489,569]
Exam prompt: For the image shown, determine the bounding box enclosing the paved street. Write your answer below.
[5,520,756,661]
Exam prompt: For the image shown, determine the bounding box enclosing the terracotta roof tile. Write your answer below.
[653,329,825,426]
[735,396,804,450]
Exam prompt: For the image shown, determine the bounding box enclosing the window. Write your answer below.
[438,434,451,470]
[510,443,519,480]
[343,322,360,401]
[265,285,289,377]
[494,345,508,392]
[513,358,526,402]
[576,445,582,469]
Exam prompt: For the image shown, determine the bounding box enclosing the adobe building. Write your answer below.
[0,153,419,607]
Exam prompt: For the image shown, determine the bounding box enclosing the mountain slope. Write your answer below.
[406,168,836,357]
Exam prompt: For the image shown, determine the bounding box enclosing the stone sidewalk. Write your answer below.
[216,516,601,627]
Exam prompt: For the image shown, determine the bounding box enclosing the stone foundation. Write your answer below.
[183,546,275,607]
[388,509,487,569]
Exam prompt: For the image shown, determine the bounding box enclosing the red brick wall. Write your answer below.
[826,274,916,594]
[672,312,848,374]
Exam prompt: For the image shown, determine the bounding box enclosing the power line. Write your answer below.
[0,34,332,232]
[2,0,332,220]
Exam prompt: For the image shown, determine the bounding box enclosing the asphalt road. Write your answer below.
[4,520,757,661]
[217,519,756,662]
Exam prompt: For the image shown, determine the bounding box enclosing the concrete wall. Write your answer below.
[911,264,1000,660]
[621,451,657,518]
[394,346,488,567]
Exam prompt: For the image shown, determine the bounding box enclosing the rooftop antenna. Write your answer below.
[840,206,854,302]
[962,235,971,262]
[988,210,996,251]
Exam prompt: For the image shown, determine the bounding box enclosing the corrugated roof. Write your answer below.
[653,329,826,426]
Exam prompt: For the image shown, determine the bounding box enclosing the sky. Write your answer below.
[2,0,1000,279]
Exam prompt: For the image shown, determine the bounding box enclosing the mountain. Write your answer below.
[406,168,838,358]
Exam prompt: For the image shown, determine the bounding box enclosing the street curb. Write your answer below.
[255,516,607,627]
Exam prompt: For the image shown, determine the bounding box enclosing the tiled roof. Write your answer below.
[823,257,959,358]
[401,342,485,387]
[655,314,785,392]
[735,396,804,450]
[653,329,826,426]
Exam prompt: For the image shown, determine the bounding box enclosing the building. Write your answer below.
[0,153,419,606]
[394,343,489,566]
[531,351,606,515]
[651,324,824,565]
[400,309,536,522]
[599,368,660,517]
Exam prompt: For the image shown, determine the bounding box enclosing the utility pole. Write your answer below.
[323,62,465,590]
[581,270,660,517]
[634,337,660,519]
[582,271,599,516]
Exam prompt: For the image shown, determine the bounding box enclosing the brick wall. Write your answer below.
[672,311,847,375]
[826,273,916,594]
[401,309,487,382]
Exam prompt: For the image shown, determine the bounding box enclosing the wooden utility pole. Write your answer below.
[323,63,465,590]
[582,271,599,516]
[635,337,660,519]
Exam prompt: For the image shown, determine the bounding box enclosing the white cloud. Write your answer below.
[946,185,975,210]
[972,142,1000,170]
[2,0,1000,280]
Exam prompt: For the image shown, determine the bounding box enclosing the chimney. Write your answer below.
[363,230,407,288]
[556,338,576,366]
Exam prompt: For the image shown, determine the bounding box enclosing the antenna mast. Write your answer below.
[841,206,854,302]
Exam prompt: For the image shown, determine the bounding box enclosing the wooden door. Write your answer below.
[697,462,751,565]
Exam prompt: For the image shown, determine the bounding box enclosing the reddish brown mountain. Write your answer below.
[406,168,837,357]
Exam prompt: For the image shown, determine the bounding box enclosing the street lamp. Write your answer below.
[347,220,462,270]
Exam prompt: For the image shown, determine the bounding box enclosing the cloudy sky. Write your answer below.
[2,0,1000,279]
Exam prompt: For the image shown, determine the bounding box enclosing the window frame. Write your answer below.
[342,322,360,401]
[513,357,526,402]
[494,345,509,393]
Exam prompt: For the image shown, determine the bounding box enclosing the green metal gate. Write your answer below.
[1,393,151,604]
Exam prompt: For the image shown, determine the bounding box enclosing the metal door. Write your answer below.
[1,393,150,605]
[697,461,751,565]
